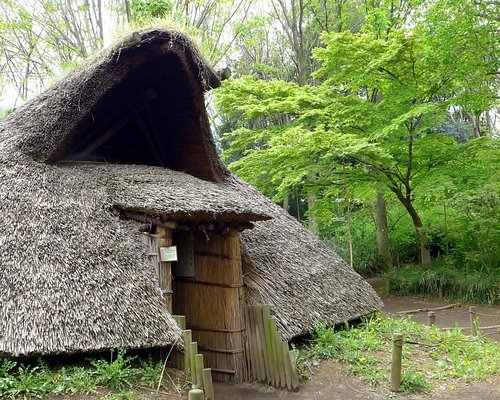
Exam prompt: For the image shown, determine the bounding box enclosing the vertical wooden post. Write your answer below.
[202,368,215,400]
[390,333,403,392]
[263,305,275,385]
[469,306,479,336]
[281,341,292,390]
[190,342,198,385]
[182,330,192,373]
[274,331,286,388]
[156,226,173,312]
[268,318,279,386]
[188,389,204,400]
[288,350,300,391]
[194,354,204,389]
[427,311,436,326]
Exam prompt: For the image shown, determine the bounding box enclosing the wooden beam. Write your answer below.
[75,116,129,159]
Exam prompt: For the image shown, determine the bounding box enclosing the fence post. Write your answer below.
[202,368,215,400]
[469,306,479,336]
[390,333,404,392]
[194,354,204,389]
[427,311,436,326]
[188,389,204,400]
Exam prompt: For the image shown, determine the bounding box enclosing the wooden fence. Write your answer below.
[244,304,300,391]
[172,315,215,400]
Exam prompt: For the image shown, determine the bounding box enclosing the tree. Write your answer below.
[216,0,499,265]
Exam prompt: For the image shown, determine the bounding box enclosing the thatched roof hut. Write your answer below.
[0,29,381,377]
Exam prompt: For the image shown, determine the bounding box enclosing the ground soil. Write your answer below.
[48,293,500,399]
[212,293,500,400]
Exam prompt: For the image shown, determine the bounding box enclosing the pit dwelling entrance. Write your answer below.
[142,223,248,383]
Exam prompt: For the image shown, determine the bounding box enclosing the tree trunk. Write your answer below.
[391,188,431,265]
[307,192,319,234]
[404,199,431,265]
[375,192,392,270]
[283,195,290,212]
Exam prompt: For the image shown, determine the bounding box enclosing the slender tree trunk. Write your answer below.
[403,198,431,265]
[375,192,392,270]
[283,195,290,212]
[390,187,431,265]
[307,193,319,234]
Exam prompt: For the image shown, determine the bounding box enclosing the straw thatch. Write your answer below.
[0,29,381,357]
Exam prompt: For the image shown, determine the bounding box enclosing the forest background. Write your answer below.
[0,0,498,303]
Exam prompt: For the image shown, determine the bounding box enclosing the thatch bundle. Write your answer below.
[0,29,381,357]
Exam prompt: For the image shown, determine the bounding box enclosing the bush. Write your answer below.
[384,260,500,304]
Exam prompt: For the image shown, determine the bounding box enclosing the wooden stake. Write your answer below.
[190,342,198,385]
[182,330,192,373]
[202,368,215,400]
[268,318,279,386]
[188,389,204,400]
[274,331,286,388]
[427,311,436,326]
[281,341,292,390]
[194,354,204,389]
[173,315,186,330]
[288,350,300,391]
[262,305,275,385]
[390,333,403,392]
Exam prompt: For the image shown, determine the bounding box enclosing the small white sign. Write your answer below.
[160,246,178,262]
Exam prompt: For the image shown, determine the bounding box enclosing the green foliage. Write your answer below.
[217,0,499,273]
[90,349,138,390]
[130,0,172,24]
[297,315,500,393]
[0,351,179,399]
[384,261,500,304]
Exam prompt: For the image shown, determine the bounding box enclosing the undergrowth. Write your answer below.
[295,314,500,394]
[0,350,184,399]
[383,261,500,304]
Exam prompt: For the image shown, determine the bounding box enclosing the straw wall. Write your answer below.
[173,229,247,382]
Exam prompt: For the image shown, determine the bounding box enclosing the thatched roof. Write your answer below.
[0,29,381,356]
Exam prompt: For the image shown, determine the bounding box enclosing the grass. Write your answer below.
[0,350,186,399]
[295,314,500,394]
[383,262,500,304]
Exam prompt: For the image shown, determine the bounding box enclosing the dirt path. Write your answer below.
[213,295,500,400]
[381,295,500,342]
[213,360,500,400]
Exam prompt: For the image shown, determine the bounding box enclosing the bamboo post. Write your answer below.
[274,331,286,388]
[188,389,204,400]
[262,305,275,384]
[469,306,479,336]
[288,350,300,391]
[182,330,192,373]
[281,341,292,390]
[202,368,215,400]
[427,311,436,326]
[194,354,204,389]
[390,333,404,392]
[172,316,186,369]
[253,306,266,381]
[173,315,186,330]
[257,306,270,379]
[190,342,198,385]
[268,318,279,386]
